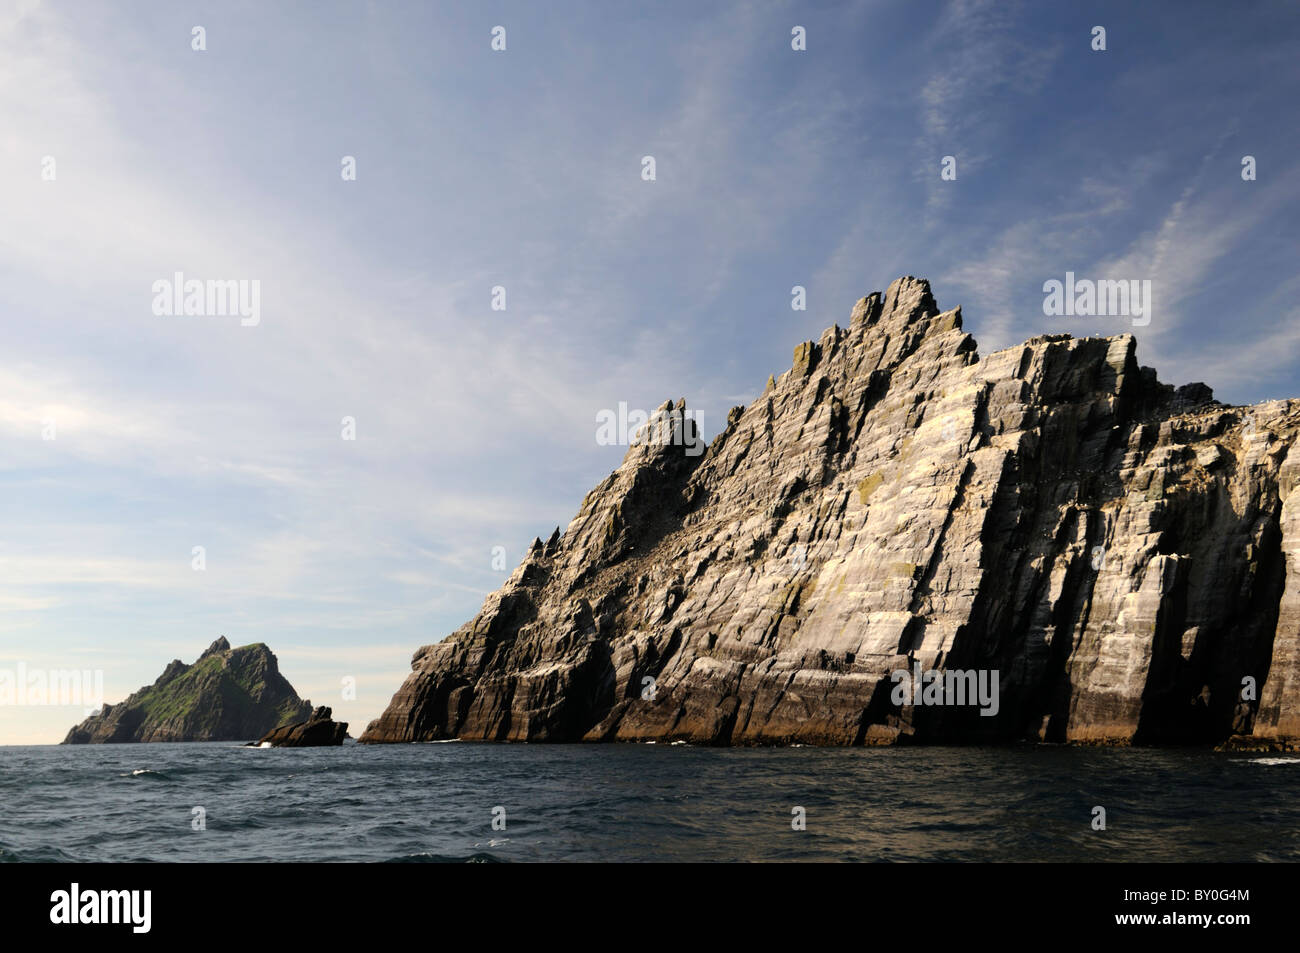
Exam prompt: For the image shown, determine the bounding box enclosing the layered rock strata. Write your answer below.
[362,278,1300,747]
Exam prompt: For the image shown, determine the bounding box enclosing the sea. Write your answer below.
[2,742,1297,863]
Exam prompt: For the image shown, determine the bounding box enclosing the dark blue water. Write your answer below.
[1,742,1297,862]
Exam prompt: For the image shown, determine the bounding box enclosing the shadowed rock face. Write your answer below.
[251,706,348,747]
[62,638,313,743]
[361,277,1300,747]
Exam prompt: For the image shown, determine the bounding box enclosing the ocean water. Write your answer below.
[1,742,1297,863]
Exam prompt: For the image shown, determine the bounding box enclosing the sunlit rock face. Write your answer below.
[362,277,1300,748]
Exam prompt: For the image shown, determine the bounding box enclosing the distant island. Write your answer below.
[63,637,313,743]
[361,277,1300,749]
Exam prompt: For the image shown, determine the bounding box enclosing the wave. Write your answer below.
[0,843,81,863]
[382,851,505,863]
[119,768,168,779]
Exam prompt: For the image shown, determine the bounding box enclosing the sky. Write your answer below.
[0,0,1297,743]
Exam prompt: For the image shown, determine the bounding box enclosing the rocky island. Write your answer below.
[361,277,1300,748]
[249,706,349,747]
[63,637,313,744]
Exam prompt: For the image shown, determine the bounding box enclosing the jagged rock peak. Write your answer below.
[201,635,231,657]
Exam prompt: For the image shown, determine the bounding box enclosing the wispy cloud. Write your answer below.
[1,0,1297,743]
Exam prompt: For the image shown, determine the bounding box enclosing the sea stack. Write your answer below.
[250,706,349,747]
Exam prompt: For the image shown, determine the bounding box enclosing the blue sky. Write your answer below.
[1,0,1297,743]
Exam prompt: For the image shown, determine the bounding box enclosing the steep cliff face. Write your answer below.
[63,638,313,743]
[362,277,1300,747]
